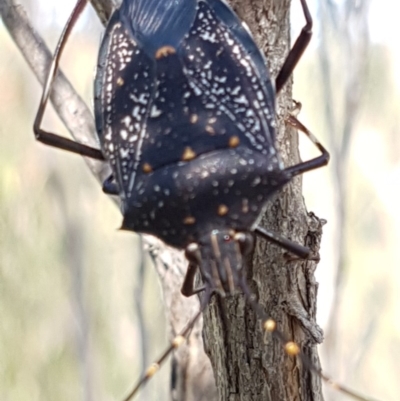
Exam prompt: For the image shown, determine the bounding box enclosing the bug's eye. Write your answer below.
[223,234,232,242]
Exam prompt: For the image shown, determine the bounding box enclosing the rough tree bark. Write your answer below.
[202,1,324,400]
[0,0,324,400]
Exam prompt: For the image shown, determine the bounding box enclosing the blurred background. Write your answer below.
[0,0,399,400]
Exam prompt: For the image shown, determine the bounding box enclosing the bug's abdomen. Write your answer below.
[122,147,289,248]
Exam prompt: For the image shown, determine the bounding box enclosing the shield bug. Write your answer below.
[32,1,378,401]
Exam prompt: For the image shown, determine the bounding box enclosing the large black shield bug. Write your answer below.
[30,0,380,400]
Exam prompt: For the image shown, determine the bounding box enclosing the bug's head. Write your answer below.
[185,230,254,296]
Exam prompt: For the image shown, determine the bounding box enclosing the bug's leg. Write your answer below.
[102,175,119,195]
[254,226,309,259]
[33,0,104,160]
[122,289,212,401]
[284,115,330,176]
[275,0,312,93]
[181,263,205,297]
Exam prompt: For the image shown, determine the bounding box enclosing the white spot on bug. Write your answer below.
[132,105,141,119]
[231,86,240,95]
[214,76,227,83]
[150,105,162,118]
[193,86,202,96]
[121,116,132,128]
[200,31,217,43]
[105,127,112,141]
[120,148,129,158]
[120,130,128,140]
[234,95,248,105]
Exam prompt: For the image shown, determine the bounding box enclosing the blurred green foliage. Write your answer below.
[0,8,168,401]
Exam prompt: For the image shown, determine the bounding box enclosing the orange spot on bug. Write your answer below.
[229,136,240,148]
[218,205,228,216]
[190,114,198,124]
[142,163,153,173]
[183,216,196,225]
[155,46,176,59]
[182,147,196,161]
[206,125,215,135]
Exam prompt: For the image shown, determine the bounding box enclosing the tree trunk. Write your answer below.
[201,1,325,400]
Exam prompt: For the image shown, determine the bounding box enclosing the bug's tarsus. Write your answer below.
[275,0,313,93]
[33,0,104,160]
[122,289,212,401]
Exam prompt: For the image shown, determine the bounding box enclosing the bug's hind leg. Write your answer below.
[284,115,330,177]
[254,226,310,259]
[34,0,104,160]
[275,0,312,93]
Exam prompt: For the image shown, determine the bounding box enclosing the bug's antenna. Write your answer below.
[239,278,381,401]
[122,287,212,401]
